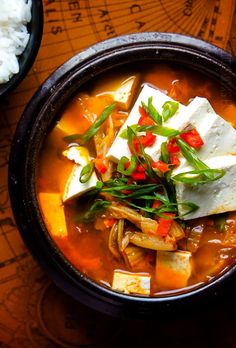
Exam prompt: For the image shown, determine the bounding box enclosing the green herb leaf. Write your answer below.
[117,155,137,175]
[126,126,152,176]
[162,101,179,122]
[83,180,103,197]
[137,125,179,137]
[172,169,226,184]
[83,200,111,222]
[96,181,104,189]
[63,103,116,144]
[177,201,199,217]
[119,125,139,139]
[214,213,228,232]
[79,163,94,183]
[160,141,170,163]
[176,138,214,180]
[147,97,162,125]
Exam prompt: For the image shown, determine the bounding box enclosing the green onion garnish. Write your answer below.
[214,213,228,232]
[119,125,139,139]
[79,163,94,183]
[177,201,199,217]
[176,138,214,180]
[162,101,179,121]
[172,169,225,184]
[141,98,162,125]
[147,97,163,125]
[137,125,179,137]
[83,200,111,222]
[63,103,116,144]
[127,126,155,178]
[117,155,137,175]
[160,141,170,163]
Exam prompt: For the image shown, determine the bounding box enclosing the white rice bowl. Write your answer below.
[0,0,32,84]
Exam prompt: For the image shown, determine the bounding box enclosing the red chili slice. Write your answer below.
[138,106,155,126]
[151,160,169,173]
[136,163,147,173]
[128,139,141,154]
[167,138,180,153]
[156,213,175,237]
[152,200,162,209]
[170,154,180,167]
[140,132,156,147]
[180,128,204,148]
[131,171,147,180]
[95,155,107,174]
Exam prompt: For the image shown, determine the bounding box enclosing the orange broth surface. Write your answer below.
[37,63,236,295]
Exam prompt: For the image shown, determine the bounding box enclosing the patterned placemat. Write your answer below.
[0,1,236,346]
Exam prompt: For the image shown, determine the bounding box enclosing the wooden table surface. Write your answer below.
[0,1,236,347]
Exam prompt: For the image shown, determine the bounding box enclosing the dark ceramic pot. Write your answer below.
[0,0,43,98]
[8,33,236,318]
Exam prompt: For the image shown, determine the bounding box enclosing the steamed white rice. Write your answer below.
[0,0,32,84]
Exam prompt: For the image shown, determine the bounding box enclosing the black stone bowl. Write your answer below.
[0,0,43,98]
[8,33,236,318]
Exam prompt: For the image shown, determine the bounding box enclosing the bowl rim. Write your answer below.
[0,0,44,98]
[8,32,236,316]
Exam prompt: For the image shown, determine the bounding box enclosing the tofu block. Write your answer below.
[176,97,236,171]
[156,251,192,290]
[63,146,98,202]
[175,155,236,219]
[107,84,187,163]
[63,146,90,166]
[112,270,151,295]
[38,192,68,238]
[114,75,139,110]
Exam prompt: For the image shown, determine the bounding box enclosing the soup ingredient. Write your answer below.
[129,232,176,251]
[179,128,204,148]
[38,66,236,296]
[175,97,236,168]
[63,146,98,202]
[156,250,192,290]
[106,85,186,163]
[38,193,67,238]
[114,75,139,110]
[123,245,148,268]
[63,103,116,144]
[0,0,32,83]
[175,155,236,219]
[107,203,158,234]
[112,270,151,295]
[214,213,228,233]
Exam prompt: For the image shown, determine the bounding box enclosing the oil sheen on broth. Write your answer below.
[37,63,236,296]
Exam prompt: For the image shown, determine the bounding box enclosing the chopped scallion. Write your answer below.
[172,169,226,184]
[160,141,170,163]
[137,125,179,137]
[79,163,94,183]
[63,103,116,144]
[162,101,179,121]
[117,155,137,175]
[83,200,111,222]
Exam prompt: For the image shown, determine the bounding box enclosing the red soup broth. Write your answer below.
[37,63,236,296]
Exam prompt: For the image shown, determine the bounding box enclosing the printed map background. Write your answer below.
[0,1,236,347]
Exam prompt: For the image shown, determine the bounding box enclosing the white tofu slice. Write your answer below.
[107,84,187,162]
[63,146,89,166]
[176,97,236,171]
[63,146,98,202]
[114,75,139,110]
[112,270,151,295]
[38,193,68,238]
[175,155,236,220]
[156,250,192,289]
